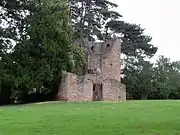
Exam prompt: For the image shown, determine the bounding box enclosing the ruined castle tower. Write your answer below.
[58,38,126,101]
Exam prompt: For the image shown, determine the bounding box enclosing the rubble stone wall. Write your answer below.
[58,72,126,101]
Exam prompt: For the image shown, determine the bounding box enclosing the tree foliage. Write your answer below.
[152,56,180,99]
[123,56,154,99]
[69,0,122,41]
[69,0,157,57]
[0,0,85,104]
[124,55,180,100]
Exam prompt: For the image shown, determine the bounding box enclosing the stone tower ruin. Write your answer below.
[57,38,126,101]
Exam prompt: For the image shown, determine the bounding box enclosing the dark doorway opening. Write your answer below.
[93,84,103,101]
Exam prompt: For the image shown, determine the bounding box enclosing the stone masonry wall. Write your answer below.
[58,72,93,101]
[103,79,126,101]
[101,39,121,82]
[58,72,126,102]
[87,38,121,82]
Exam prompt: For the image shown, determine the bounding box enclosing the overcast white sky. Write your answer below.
[111,0,180,61]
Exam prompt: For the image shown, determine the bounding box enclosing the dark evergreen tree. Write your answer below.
[69,0,157,57]
[0,0,85,104]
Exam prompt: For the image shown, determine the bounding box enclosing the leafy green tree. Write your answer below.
[123,55,180,100]
[153,56,180,99]
[69,0,122,41]
[123,56,154,99]
[0,0,85,103]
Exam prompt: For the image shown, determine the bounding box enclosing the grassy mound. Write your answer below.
[0,100,180,135]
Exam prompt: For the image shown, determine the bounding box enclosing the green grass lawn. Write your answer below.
[0,100,180,135]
